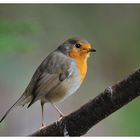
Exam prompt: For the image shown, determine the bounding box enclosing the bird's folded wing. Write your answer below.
[28,51,74,104]
[34,72,60,100]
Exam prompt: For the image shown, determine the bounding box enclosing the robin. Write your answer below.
[0,38,96,127]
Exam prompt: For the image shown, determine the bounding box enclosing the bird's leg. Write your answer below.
[50,102,65,118]
[40,102,46,128]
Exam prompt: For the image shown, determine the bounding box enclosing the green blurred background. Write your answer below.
[0,4,140,136]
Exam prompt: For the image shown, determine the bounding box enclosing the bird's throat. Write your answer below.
[75,58,87,82]
[68,49,88,81]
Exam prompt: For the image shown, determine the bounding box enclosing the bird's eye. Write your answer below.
[75,43,81,48]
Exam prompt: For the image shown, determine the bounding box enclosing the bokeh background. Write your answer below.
[0,4,140,136]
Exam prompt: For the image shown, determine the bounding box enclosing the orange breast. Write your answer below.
[68,48,88,81]
[75,58,87,82]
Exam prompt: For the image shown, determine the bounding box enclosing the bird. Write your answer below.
[0,37,96,127]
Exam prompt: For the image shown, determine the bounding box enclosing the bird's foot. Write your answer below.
[56,114,65,126]
[58,114,65,121]
[39,123,46,130]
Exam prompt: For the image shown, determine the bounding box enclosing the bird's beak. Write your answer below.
[89,48,96,52]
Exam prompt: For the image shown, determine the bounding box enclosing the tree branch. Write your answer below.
[30,68,140,136]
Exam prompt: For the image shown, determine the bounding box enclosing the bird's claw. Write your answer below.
[55,114,65,126]
[39,123,46,130]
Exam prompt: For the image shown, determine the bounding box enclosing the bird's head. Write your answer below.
[58,38,96,62]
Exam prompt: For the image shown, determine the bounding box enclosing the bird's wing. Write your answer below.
[0,50,74,122]
[27,50,73,107]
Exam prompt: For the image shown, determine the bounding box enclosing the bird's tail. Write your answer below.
[0,94,32,123]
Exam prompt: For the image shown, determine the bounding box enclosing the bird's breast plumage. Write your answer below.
[44,60,82,103]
